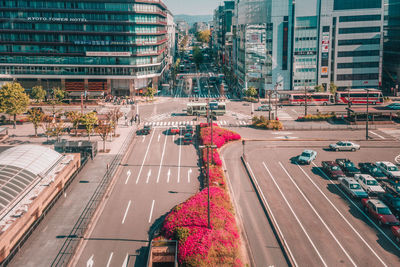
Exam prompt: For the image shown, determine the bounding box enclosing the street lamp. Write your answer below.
[274,82,281,120]
[366,89,370,140]
[304,81,309,116]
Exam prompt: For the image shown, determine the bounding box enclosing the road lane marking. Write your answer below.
[158,134,161,142]
[87,255,94,267]
[122,253,128,267]
[167,169,171,183]
[300,163,389,266]
[106,252,113,267]
[369,130,385,139]
[262,162,327,267]
[135,130,156,184]
[312,162,400,253]
[188,168,192,183]
[156,135,168,183]
[146,169,152,183]
[395,154,400,165]
[149,200,155,223]
[245,161,298,266]
[279,162,357,266]
[177,134,182,183]
[142,136,146,143]
[122,200,132,224]
[124,170,131,184]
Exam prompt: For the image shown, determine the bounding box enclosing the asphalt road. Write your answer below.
[74,127,200,266]
[223,134,400,266]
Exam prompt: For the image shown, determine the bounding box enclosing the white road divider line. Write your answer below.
[167,169,171,183]
[148,200,155,223]
[156,135,168,183]
[106,252,113,267]
[122,253,128,267]
[142,136,146,143]
[121,200,131,224]
[124,170,131,184]
[177,134,182,183]
[369,130,385,139]
[135,130,156,184]
[262,162,327,267]
[300,163,389,266]
[87,255,94,267]
[312,162,400,255]
[146,169,152,184]
[279,162,357,266]
[188,168,192,183]
[158,134,161,142]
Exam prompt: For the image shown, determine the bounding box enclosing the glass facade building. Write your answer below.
[0,0,169,96]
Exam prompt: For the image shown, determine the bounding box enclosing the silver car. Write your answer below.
[329,141,360,152]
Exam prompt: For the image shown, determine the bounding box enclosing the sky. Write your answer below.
[163,0,219,15]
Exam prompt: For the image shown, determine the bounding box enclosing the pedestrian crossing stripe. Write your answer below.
[143,120,250,128]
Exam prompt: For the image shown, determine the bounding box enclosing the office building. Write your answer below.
[0,0,171,96]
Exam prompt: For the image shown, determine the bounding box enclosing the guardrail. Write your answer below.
[52,129,136,266]
[240,156,295,267]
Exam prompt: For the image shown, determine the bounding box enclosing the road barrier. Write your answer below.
[240,156,296,267]
[52,129,136,266]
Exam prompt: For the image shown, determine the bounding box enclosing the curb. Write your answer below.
[240,156,296,267]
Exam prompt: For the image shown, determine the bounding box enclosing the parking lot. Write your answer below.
[241,135,400,266]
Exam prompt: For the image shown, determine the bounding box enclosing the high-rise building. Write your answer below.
[0,0,170,97]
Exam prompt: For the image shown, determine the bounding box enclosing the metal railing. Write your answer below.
[51,129,136,266]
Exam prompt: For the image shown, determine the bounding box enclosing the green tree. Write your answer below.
[52,87,67,102]
[28,108,44,137]
[193,46,203,66]
[144,87,157,100]
[314,85,324,92]
[107,108,123,136]
[0,82,30,129]
[41,115,53,143]
[67,111,83,136]
[30,85,46,103]
[80,112,98,140]
[95,120,113,152]
[196,30,211,43]
[245,86,258,98]
[49,120,65,142]
[329,83,337,95]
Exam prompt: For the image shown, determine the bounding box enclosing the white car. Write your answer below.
[329,141,360,151]
[354,174,385,196]
[376,161,400,180]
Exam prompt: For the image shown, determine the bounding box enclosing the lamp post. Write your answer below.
[304,81,308,117]
[274,82,281,120]
[366,89,370,140]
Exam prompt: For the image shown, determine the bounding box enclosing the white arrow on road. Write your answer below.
[188,168,192,183]
[125,170,131,184]
[146,169,152,183]
[167,169,171,183]
[87,255,94,267]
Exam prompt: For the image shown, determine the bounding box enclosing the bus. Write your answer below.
[335,89,383,105]
[286,92,335,106]
[186,102,226,116]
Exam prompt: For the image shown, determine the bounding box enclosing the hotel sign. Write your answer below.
[86,52,132,57]
[27,17,87,22]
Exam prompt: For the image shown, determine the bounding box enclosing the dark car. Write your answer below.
[137,125,152,135]
[359,162,387,180]
[379,194,400,218]
[381,180,400,196]
[183,133,193,144]
[322,161,345,179]
[185,125,194,134]
[336,159,361,177]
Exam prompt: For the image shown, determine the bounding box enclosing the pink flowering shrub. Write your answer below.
[202,149,222,166]
[200,126,241,148]
[162,187,241,266]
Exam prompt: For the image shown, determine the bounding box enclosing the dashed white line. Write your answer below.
[122,253,128,267]
[262,162,327,267]
[369,130,385,139]
[148,200,155,223]
[135,130,155,184]
[279,162,357,266]
[106,252,113,267]
[177,134,182,183]
[156,135,168,183]
[146,169,152,184]
[121,200,131,224]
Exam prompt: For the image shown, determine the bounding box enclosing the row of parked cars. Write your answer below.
[320,158,400,242]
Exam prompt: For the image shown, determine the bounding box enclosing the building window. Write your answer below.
[339,14,381,22]
[334,0,381,10]
[336,73,379,80]
[339,27,381,34]
[337,50,380,57]
[338,38,380,46]
[337,62,379,68]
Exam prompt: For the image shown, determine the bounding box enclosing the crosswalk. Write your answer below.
[378,128,400,140]
[144,120,250,127]
[174,94,232,99]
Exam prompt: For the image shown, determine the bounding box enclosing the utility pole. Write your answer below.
[274,82,280,120]
[366,89,369,140]
[304,81,308,116]
[268,90,272,120]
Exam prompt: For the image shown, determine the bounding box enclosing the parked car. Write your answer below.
[169,126,180,135]
[362,198,400,226]
[338,177,368,199]
[297,150,317,165]
[379,193,400,218]
[359,162,387,180]
[336,159,361,176]
[381,180,400,196]
[256,105,272,111]
[183,133,193,144]
[391,226,400,243]
[385,103,400,110]
[329,141,360,151]
[185,125,194,134]
[321,161,345,179]
[354,174,385,196]
[137,125,151,135]
[376,161,400,180]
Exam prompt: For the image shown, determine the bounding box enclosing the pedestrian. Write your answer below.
[130,117,134,126]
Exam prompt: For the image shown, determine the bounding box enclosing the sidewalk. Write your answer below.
[6,112,137,267]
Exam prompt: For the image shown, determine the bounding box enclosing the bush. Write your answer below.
[252,116,283,130]
[242,96,258,103]
[297,112,335,121]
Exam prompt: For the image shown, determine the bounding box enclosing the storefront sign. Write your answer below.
[27,17,87,22]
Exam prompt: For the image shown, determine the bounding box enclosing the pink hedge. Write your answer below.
[200,126,241,148]
[162,187,241,266]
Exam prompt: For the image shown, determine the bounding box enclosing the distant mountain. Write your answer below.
[174,14,213,25]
